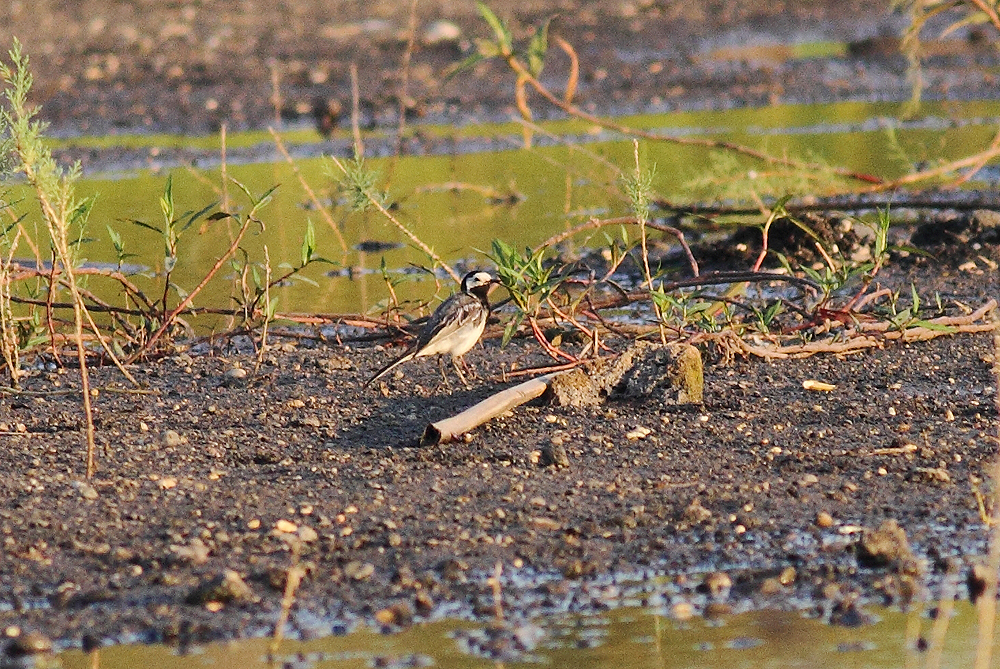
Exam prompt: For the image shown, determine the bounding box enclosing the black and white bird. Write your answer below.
[365,270,499,388]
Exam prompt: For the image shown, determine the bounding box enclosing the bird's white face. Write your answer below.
[462,271,496,292]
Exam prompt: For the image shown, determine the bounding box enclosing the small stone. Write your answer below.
[170,538,210,564]
[422,19,461,44]
[681,498,712,524]
[670,601,693,621]
[414,590,434,614]
[798,474,819,486]
[700,571,732,598]
[760,577,783,595]
[626,426,651,440]
[778,566,796,585]
[816,511,835,528]
[74,481,99,500]
[529,516,561,531]
[297,526,319,543]
[375,602,413,628]
[161,430,184,447]
[186,570,253,606]
[538,442,570,468]
[223,367,248,386]
[857,519,919,573]
[344,561,375,581]
[158,477,178,490]
[274,519,298,534]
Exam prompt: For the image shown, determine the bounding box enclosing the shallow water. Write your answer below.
[12,100,1000,323]
[57,601,1000,669]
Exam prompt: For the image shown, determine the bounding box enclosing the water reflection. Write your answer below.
[58,602,1000,669]
[22,100,1000,321]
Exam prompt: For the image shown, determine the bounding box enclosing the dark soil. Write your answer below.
[8,0,1000,141]
[1,0,999,656]
[1,238,998,652]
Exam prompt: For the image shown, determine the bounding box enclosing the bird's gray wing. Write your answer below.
[415,293,484,350]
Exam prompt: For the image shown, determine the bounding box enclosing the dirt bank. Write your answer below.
[0,245,998,649]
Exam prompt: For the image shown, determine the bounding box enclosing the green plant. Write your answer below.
[132,175,218,327]
[489,238,560,346]
[327,153,459,283]
[1,39,99,474]
[229,218,327,335]
[0,216,21,387]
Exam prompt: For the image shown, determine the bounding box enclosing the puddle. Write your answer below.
[56,602,1000,668]
[9,100,999,324]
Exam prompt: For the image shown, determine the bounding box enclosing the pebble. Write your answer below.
[701,571,732,598]
[161,430,184,447]
[760,577,784,595]
[422,19,461,44]
[539,442,570,468]
[223,367,248,386]
[815,511,835,528]
[857,519,917,571]
[74,481,99,500]
[681,498,712,524]
[185,570,253,605]
[344,561,375,581]
[798,474,819,487]
[626,426,651,440]
[670,601,693,621]
[274,519,298,534]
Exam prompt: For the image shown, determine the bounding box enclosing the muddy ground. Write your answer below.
[6,0,1000,170]
[0,0,999,657]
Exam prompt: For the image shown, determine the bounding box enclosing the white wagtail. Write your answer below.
[365,270,499,388]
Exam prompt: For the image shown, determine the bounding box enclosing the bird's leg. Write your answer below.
[459,355,479,380]
[451,356,471,388]
[436,356,453,390]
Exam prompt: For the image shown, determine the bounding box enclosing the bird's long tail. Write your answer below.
[364,349,416,387]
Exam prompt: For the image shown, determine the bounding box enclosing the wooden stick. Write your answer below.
[421,372,560,445]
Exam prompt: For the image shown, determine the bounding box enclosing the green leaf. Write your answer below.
[501,313,522,347]
[527,17,551,78]
[476,2,512,53]
[106,225,124,254]
[908,320,955,332]
[180,201,219,233]
[159,174,175,225]
[444,52,485,81]
[300,219,316,266]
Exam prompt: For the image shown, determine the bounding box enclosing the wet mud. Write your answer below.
[0,0,999,655]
